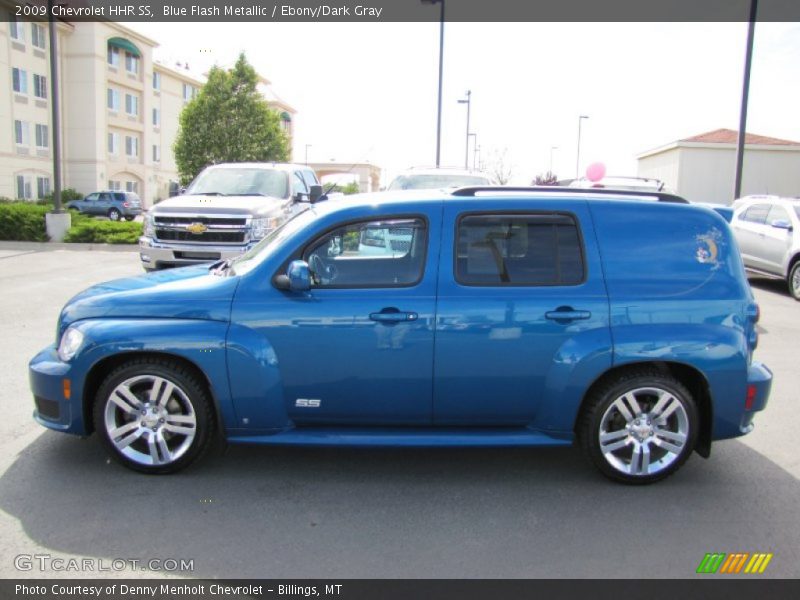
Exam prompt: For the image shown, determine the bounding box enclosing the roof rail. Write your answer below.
[450,186,690,204]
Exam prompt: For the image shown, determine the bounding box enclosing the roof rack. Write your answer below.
[450,186,690,204]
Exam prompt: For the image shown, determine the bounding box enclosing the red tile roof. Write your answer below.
[681,128,800,146]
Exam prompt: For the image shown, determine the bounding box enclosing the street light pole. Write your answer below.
[550,146,558,174]
[468,133,477,170]
[304,144,311,165]
[734,0,758,200]
[48,0,62,213]
[576,115,589,178]
[422,0,445,167]
[458,90,471,169]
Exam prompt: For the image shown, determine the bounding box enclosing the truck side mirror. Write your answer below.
[275,260,311,292]
[309,185,323,203]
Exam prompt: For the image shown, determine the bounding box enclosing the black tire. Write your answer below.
[108,208,121,221]
[124,215,135,222]
[788,262,800,301]
[93,357,214,474]
[577,369,698,485]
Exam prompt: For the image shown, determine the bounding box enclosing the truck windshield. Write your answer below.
[187,168,289,198]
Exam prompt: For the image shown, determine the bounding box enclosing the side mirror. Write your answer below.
[275,260,310,292]
[771,219,793,231]
[309,184,323,203]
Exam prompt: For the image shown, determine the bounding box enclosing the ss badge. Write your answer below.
[295,399,321,408]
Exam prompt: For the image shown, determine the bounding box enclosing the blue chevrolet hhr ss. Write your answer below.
[29,187,772,483]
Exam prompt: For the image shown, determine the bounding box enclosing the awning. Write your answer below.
[108,37,141,58]
[280,111,292,122]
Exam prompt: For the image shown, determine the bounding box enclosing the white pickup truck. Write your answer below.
[139,163,321,270]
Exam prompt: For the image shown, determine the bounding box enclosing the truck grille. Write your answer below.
[154,215,248,245]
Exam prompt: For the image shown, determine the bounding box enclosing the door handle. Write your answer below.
[370,308,418,323]
[545,308,591,322]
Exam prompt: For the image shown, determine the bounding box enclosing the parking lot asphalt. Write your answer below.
[0,244,797,579]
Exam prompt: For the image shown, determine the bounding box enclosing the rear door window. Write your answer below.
[740,204,770,224]
[455,213,584,286]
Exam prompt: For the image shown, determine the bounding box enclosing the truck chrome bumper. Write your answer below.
[139,237,255,269]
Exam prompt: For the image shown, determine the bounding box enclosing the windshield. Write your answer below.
[229,207,320,276]
[388,174,491,190]
[187,167,289,198]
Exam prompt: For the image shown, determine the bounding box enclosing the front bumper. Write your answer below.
[138,237,255,269]
[29,345,86,435]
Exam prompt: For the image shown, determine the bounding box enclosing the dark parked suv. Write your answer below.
[67,191,142,221]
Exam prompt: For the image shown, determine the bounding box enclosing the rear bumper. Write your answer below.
[139,237,255,269]
[739,361,772,434]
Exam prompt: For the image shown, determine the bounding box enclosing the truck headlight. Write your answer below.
[250,216,280,240]
[143,213,155,238]
[57,327,84,362]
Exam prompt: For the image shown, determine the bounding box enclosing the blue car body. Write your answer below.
[30,190,771,479]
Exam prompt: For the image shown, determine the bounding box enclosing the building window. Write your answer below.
[126,181,139,193]
[125,52,139,74]
[108,180,122,191]
[125,93,139,116]
[125,135,139,157]
[107,46,120,67]
[35,124,49,148]
[12,68,28,94]
[14,120,30,146]
[107,132,119,155]
[152,107,160,127]
[16,175,32,200]
[182,83,197,103]
[10,17,25,43]
[37,177,51,199]
[153,72,161,90]
[153,144,161,162]
[33,74,48,99]
[107,88,120,111]
[31,23,46,49]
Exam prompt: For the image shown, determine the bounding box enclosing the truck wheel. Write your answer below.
[93,358,214,474]
[578,370,698,484]
[789,262,800,301]
[108,208,121,221]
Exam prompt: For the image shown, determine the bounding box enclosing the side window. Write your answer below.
[100,193,112,202]
[303,170,319,188]
[740,204,770,224]
[293,171,309,195]
[766,205,790,225]
[304,218,427,288]
[85,193,98,202]
[455,213,584,286]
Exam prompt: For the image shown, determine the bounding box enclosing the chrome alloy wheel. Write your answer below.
[792,265,800,298]
[598,387,690,477]
[103,375,197,466]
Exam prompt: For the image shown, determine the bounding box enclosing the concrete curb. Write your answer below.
[0,241,139,253]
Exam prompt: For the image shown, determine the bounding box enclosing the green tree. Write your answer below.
[173,53,290,185]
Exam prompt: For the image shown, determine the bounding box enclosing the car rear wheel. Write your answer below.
[788,262,800,301]
[108,208,121,221]
[93,358,214,474]
[578,370,698,484]
[124,215,135,222]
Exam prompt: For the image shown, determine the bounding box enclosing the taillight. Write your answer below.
[745,385,757,410]
[123,201,130,208]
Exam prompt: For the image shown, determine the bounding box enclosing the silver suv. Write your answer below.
[732,196,800,300]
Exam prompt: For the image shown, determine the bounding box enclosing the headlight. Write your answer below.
[250,216,281,240]
[57,327,84,362]
[143,213,155,238]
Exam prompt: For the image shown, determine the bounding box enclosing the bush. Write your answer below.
[0,203,49,241]
[64,218,142,244]
[39,188,84,204]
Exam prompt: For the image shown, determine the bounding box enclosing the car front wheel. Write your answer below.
[789,262,800,301]
[93,358,214,474]
[578,371,698,484]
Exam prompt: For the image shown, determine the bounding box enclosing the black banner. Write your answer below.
[3,580,800,600]
[7,0,800,23]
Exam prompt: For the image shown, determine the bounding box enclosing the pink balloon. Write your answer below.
[586,162,606,182]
